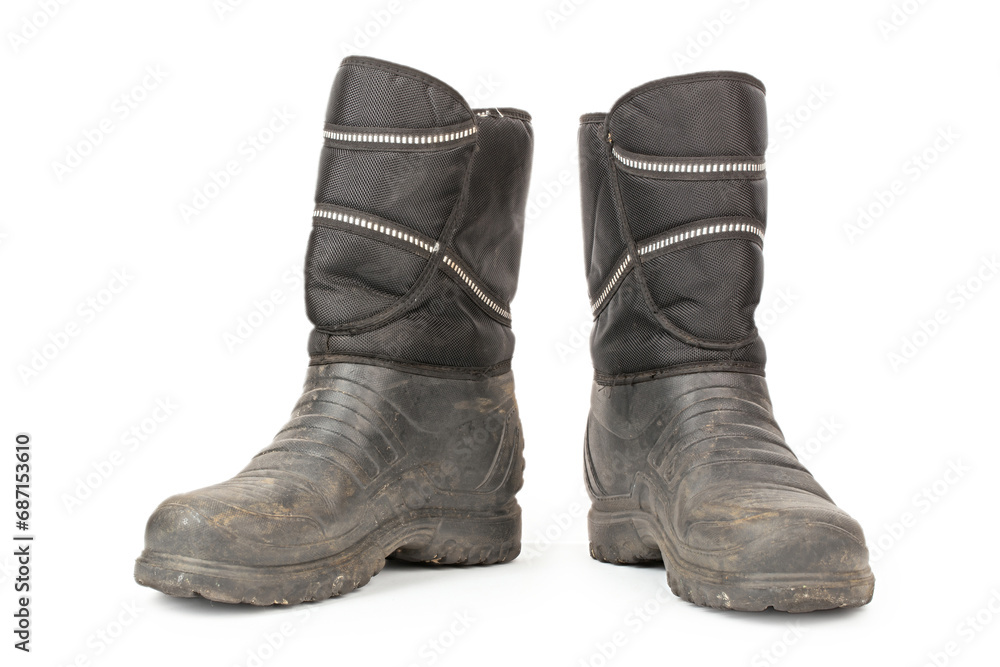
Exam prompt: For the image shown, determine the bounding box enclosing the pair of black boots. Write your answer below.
[135,57,875,613]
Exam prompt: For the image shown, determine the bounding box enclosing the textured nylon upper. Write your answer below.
[580,72,769,380]
[306,57,533,371]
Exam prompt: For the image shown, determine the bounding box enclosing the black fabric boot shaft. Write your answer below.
[580,72,767,381]
[579,72,875,612]
[135,58,531,604]
[306,57,532,372]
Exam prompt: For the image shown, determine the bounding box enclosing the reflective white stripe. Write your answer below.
[323,125,477,144]
[638,222,764,256]
[591,254,632,314]
[442,255,511,319]
[313,209,439,253]
[612,147,765,173]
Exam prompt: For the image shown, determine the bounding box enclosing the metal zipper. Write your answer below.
[323,125,477,145]
[612,146,765,174]
[312,207,510,321]
[638,221,764,256]
[313,208,439,253]
[442,255,511,320]
[591,254,632,314]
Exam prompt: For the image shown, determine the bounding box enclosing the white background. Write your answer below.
[2,0,998,665]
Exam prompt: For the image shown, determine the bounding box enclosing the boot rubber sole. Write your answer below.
[135,506,520,606]
[589,508,874,613]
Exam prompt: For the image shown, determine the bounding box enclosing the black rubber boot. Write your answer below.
[578,72,874,612]
[135,57,533,604]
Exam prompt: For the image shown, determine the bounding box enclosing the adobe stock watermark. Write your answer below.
[16,268,134,385]
[750,622,806,667]
[462,74,502,108]
[521,487,590,561]
[61,397,179,513]
[579,581,675,667]
[754,286,797,335]
[231,608,312,667]
[877,0,932,41]
[54,600,142,667]
[7,0,72,53]
[404,611,475,667]
[887,255,997,372]
[554,315,592,364]
[670,0,756,72]
[0,553,19,586]
[178,107,295,223]
[51,65,168,182]
[337,0,412,56]
[768,85,834,157]
[543,0,590,30]
[526,150,578,229]
[789,416,843,466]
[843,126,958,244]
[918,589,1000,667]
[213,0,250,20]
[224,265,303,352]
[869,459,969,563]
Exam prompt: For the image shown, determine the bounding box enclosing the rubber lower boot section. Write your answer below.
[135,362,524,605]
[584,372,874,613]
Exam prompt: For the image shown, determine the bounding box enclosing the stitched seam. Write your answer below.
[594,361,765,385]
[339,57,472,116]
[604,137,714,347]
[316,132,479,339]
[608,72,766,120]
[308,353,512,377]
[601,140,765,350]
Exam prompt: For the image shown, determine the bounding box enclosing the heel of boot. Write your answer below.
[391,506,521,565]
[588,508,663,565]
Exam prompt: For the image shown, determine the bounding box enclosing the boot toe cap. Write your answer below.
[143,498,238,562]
[739,518,871,575]
[683,501,871,576]
[142,488,328,565]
